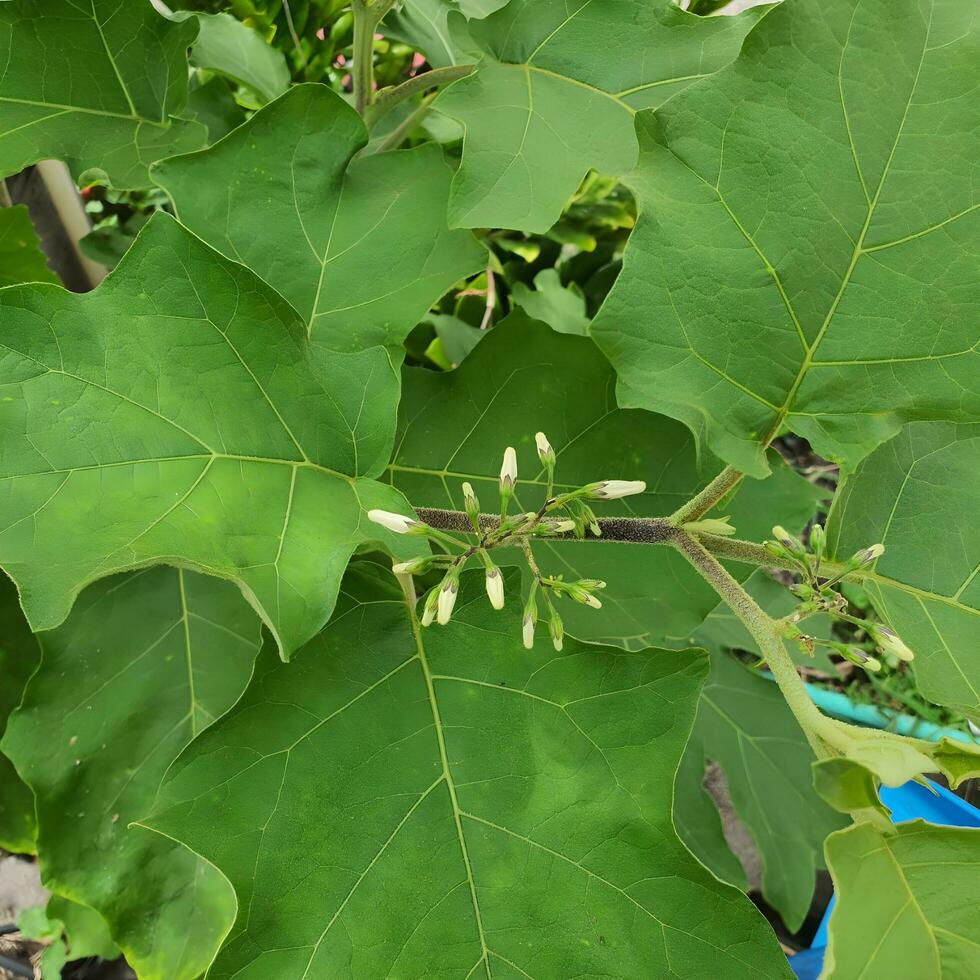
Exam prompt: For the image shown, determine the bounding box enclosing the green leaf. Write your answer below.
[180,76,247,144]
[826,422,980,716]
[678,653,846,931]
[0,570,39,853]
[2,567,260,979]
[0,213,419,658]
[427,312,486,366]
[592,0,980,477]
[823,821,980,978]
[46,896,119,963]
[0,206,58,288]
[383,0,478,68]
[391,313,823,647]
[181,12,290,105]
[145,570,790,979]
[510,268,590,335]
[434,0,765,232]
[152,85,485,352]
[0,0,206,188]
[811,758,891,820]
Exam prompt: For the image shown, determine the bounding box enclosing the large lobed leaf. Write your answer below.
[827,422,980,717]
[823,821,980,978]
[0,213,420,658]
[144,570,791,979]
[0,0,206,187]
[3,568,260,979]
[152,85,486,352]
[391,313,824,648]
[434,0,766,232]
[592,0,980,477]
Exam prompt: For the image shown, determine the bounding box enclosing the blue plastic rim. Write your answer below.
[787,778,980,979]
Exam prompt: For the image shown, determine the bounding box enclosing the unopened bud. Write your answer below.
[437,571,459,625]
[870,624,914,662]
[683,516,736,537]
[368,509,423,535]
[420,587,439,627]
[809,524,826,562]
[499,447,517,493]
[485,565,504,610]
[537,519,575,536]
[522,612,535,650]
[535,432,556,469]
[586,480,646,500]
[548,609,564,652]
[392,557,433,576]
[853,543,885,567]
[772,525,805,557]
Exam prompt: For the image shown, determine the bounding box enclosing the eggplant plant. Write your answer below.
[0,0,977,977]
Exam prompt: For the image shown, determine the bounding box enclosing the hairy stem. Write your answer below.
[365,64,474,126]
[670,465,744,524]
[414,507,679,545]
[673,532,837,758]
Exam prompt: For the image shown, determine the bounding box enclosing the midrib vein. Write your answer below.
[404,586,492,973]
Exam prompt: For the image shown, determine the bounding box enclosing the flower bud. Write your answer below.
[420,587,439,627]
[392,557,432,575]
[683,517,736,537]
[499,447,518,493]
[809,524,826,563]
[368,509,422,535]
[437,571,459,625]
[870,625,914,662]
[852,543,885,567]
[522,612,535,650]
[536,518,575,536]
[566,585,601,609]
[485,564,504,610]
[772,525,805,557]
[586,480,646,500]
[548,609,564,652]
[535,431,556,469]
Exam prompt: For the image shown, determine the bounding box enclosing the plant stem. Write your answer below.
[673,531,837,758]
[415,507,678,544]
[670,465,744,524]
[373,92,437,152]
[352,0,395,114]
[365,64,474,127]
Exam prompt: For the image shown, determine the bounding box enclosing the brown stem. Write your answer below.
[414,507,679,545]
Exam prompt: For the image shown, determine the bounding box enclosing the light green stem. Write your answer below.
[365,64,474,127]
[669,465,744,524]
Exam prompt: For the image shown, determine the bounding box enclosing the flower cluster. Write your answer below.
[767,524,913,674]
[367,431,646,648]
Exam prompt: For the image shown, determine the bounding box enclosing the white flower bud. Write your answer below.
[421,587,439,627]
[485,565,504,610]
[537,519,575,535]
[499,447,518,492]
[535,432,556,467]
[437,576,459,625]
[872,625,914,662]
[853,543,885,566]
[522,613,535,650]
[587,480,646,500]
[368,509,420,535]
